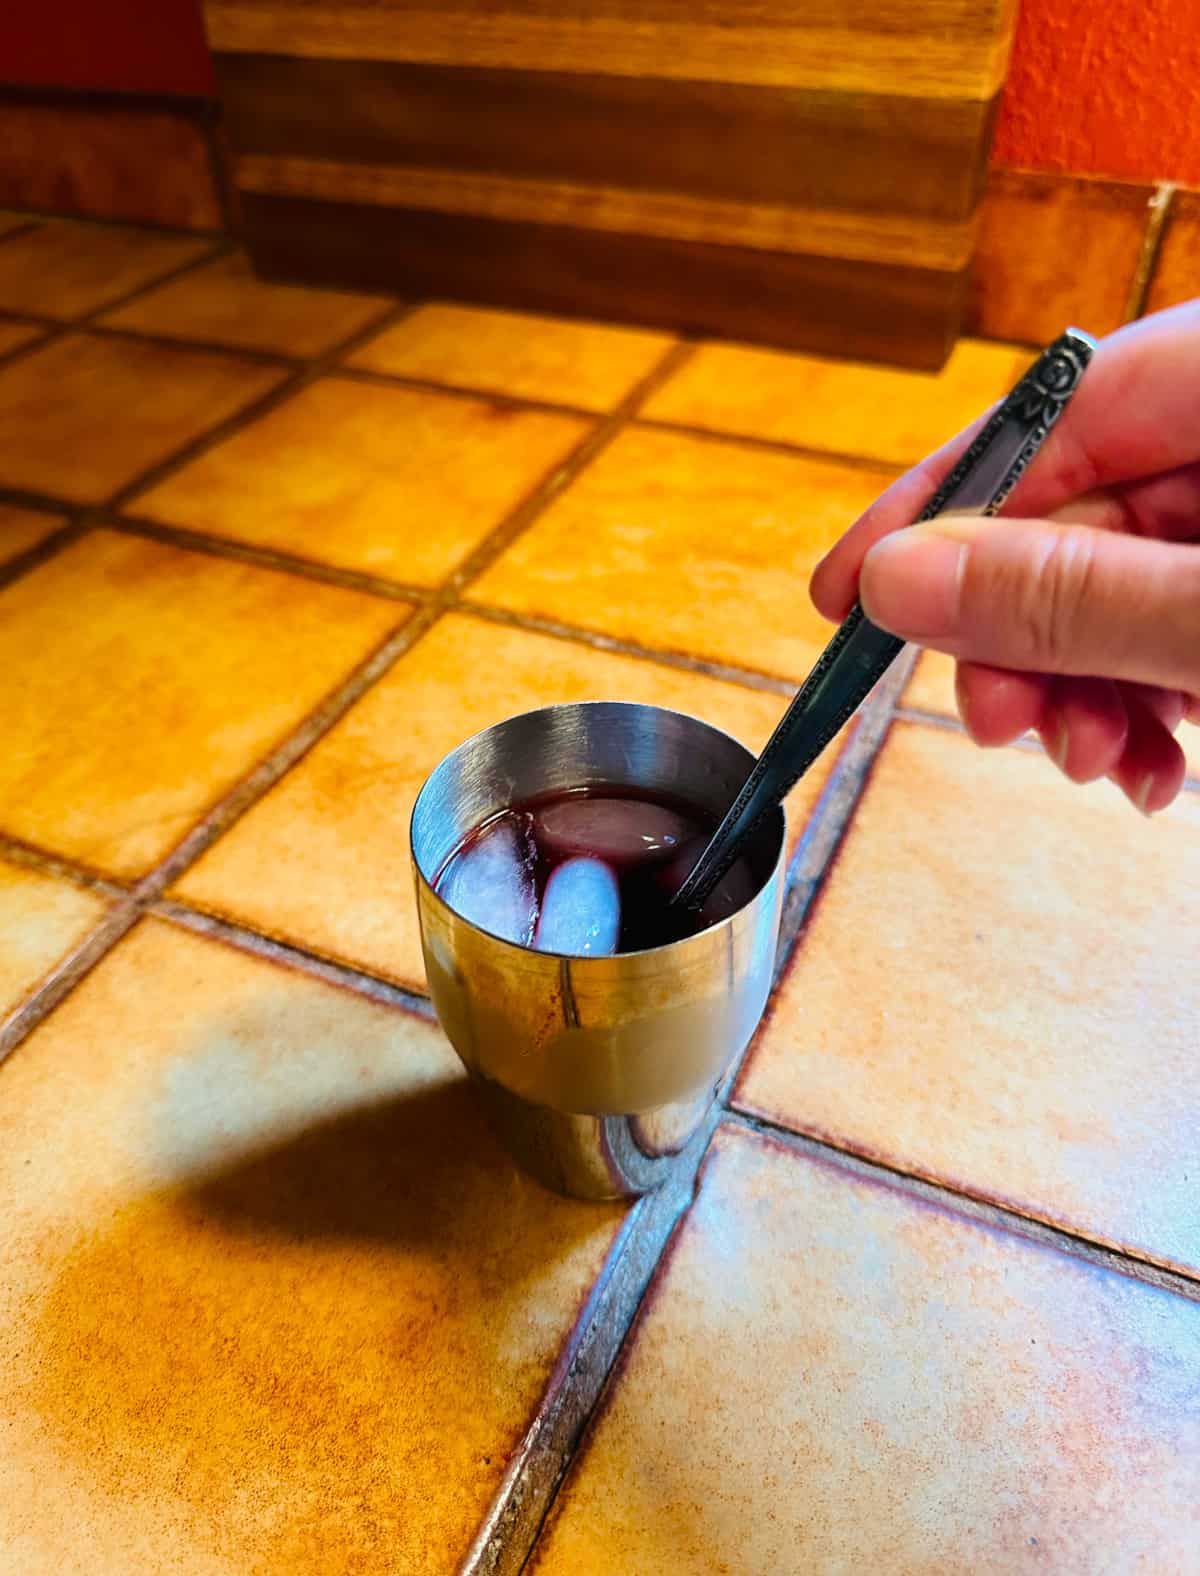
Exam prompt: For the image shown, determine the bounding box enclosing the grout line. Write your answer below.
[635,414,904,477]
[465,1113,713,1576]
[726,1108,1200,1303]
[0,482,93,515]
[103,300,412,514]
[768,650,914,991]
[892,701,964,732]
[74,237,235,321]
[1125,182,1175,322]
[894,703,1046,755]
[334,362,601,420]
[469,649,918,1576]
[152,898,436,1018]
[459,601,797,696]
[445,339,697,599]
[83,319,299,370]
[0,307,57,328]
[108,511,431,604]
[0,518,89,592]
[0,833,128,898]
[334,362,607,421]
[0,201,224,242]
[0,235,233,380]
[0,899,143,1066]
[0,218,47,249]
[894,705,1200,795]
[0,601,439,1071]
[0,322,57,372]
[132,605,441,901]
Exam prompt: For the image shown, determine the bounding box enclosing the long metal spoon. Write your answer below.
[671,328,1097,912]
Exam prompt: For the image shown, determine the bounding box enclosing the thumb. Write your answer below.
[859,516,1200,694]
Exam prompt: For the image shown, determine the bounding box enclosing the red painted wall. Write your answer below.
[3,0,1198,186]
[993,0,1200,185]
[3,2,214,97]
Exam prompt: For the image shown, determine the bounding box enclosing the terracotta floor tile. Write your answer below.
[0,220,210,318]
[0,530,403,877]
[174,613,835,990]
[904,649,1200,778]
[0,859,108,1021]
[348,303,674,412]
[0,318,41,357]
[473,427,886,681]
[102,251,393,357]
[0,504,65,569]
[0,332,284,504]
[0,213,34,237]
[738,721,1200,1275]
[531,1123,1200,1574]
[0,918,622,1574]
[137,376,590,585]
[643,338,1030,466]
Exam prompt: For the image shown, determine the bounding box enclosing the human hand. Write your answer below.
[810,301,1200,813]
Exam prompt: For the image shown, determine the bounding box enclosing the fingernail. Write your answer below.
[860,528,966,642]
[1135,773,1156,817]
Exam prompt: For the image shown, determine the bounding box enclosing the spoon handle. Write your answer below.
[672,328,1097,912]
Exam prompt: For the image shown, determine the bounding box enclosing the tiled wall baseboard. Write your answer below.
[969,165,1189,344]
[3,107,1196,350]
[0,85,227,233]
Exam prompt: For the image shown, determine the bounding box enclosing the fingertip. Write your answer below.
[1047,677,1129,784]
[1109,698,1187,814]
[956,662,1045,747]
[808,551,854,621]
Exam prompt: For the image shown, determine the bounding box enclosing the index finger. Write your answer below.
[810,298,1200,621]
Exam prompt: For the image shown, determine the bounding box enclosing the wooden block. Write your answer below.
[0,92,222,232]
[240,191,962,369]
[1145,189,1200,315]
[208,0,1013,365]
[216,54,995,224]
[968,168,1152,344]
[206,0,1016,98]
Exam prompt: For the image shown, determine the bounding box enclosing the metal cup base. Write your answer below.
[471,1069,719,1200]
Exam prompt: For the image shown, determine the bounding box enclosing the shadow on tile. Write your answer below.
[184,1077,537,1254]
[1,919,621,1574]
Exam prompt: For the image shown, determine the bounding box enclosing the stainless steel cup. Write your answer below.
[410,702,784,1200]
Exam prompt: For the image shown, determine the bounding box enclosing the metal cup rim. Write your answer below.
[409,699,786,964]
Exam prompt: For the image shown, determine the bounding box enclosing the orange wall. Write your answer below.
[993,0,1200,185]
[5,0,1198,186]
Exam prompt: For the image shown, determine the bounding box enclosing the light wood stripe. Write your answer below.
[206,3,1016,100]
[235,155,977,270]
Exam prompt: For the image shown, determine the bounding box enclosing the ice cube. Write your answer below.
[534,857,621,956]
[533,797,692,868]
[438,813,539,946]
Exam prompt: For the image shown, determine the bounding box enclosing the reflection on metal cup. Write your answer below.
[410,702,785,1200]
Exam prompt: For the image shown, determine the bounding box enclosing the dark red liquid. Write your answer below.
[434,786,757,955]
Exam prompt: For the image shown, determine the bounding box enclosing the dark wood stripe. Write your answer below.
[240,191,961,368]
[215,53,996,224]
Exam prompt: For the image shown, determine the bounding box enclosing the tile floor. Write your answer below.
[0,216,1197,1576]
